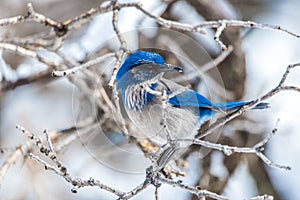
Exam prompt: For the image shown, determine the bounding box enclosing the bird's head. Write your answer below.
[116,51,182,90]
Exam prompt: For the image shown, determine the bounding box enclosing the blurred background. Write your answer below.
[1,0,300,199]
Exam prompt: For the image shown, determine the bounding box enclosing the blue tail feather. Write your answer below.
[215,101,269,112]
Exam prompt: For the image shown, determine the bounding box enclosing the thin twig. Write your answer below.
[248,194,274,200]
[44,129,54,153]
[196,63,300,139]
[119,180,151,200]
[155,185,160,200]
[159,35,235,99]
[29,153,66,178]
[200,45,234,73]
[52,53,115,76]
[0,42,59,67]
[112,1,127,50]
[0,67,53,92]
[131,4,299,49]
[214,22,227,50]
[158,176,228,200]
[0,144,30,185]
[179,120,290,170]
[16,125,125,197]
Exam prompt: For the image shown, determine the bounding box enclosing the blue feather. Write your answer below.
[215,101,269,111]
[168,90,269,111]
[168,90,213,108]
[116,51,166,81]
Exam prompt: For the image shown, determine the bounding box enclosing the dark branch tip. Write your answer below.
[71,188,78,193]
[195,186,202,190]
[256,146,265,152]
[54,24,68,37]
[60,166,67,173]
[272,128,278,134]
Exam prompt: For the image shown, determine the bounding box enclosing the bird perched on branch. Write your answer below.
[116,51,268,169]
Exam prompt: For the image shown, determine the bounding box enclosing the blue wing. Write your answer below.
[168,90,217,121]
[168,90,269,111]
[215,101,269,111]
[168,90,214,108]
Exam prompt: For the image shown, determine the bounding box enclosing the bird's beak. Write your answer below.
[166,64,183,73]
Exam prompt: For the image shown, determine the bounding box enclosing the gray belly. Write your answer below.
[126,104,200,146]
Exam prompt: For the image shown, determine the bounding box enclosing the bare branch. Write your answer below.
[0,144,30,186]
[158,176,228,200]
[52,53,115,76]
[112,1,127,50]
[0,2,298,53]
[194,19,300,38]
[200,45,234,73]
[155,185,160,200]
[131,4,299,49]
[214,22,227,50]
[0,42,59,67]
[180,121,290,170]
[196,63,300,139]
[44,129,54,153]
[0,67,53,92]
[16,125,125,197]
[159,35,235,99]
[29,153,66,178]
[119,180,151,200]
[0,32,55,49]
[1,1,299,200]
[248,194,274,200]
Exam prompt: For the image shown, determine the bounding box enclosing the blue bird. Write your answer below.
[116,51,268,168]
